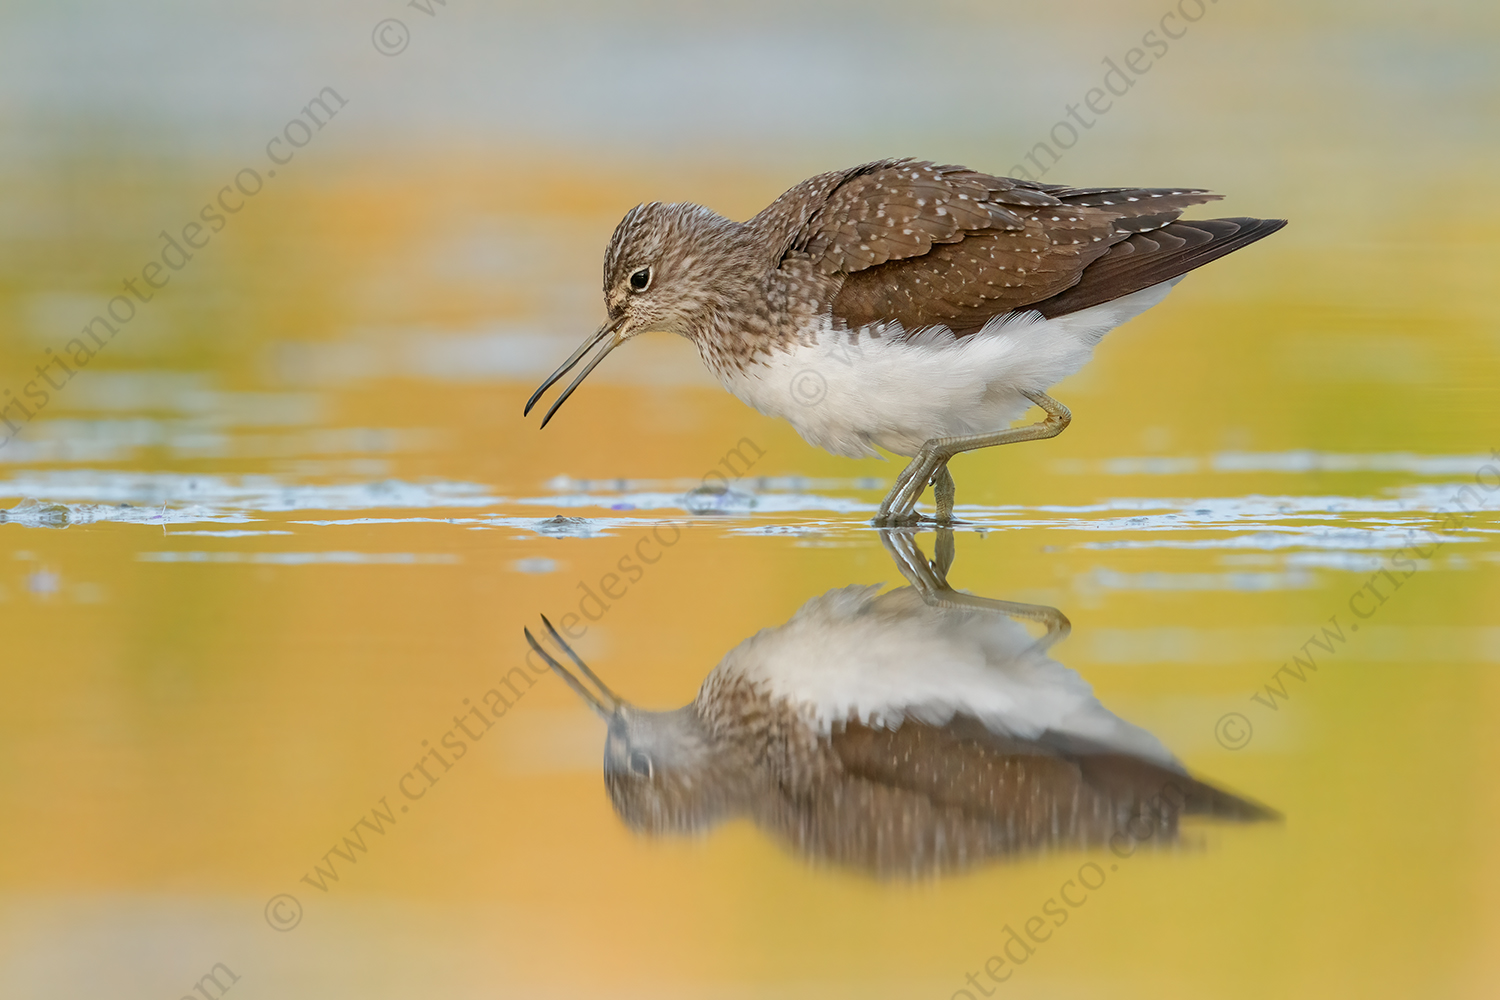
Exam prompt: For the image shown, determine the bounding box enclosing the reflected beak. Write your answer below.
[524,615,625,719]
[524,316,626,428]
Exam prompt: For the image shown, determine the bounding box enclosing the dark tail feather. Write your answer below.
[1033,216,1288,319]
[1077,753,1281,823]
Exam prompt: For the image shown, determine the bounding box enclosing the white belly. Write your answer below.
[713,280,1180,458]
[712,585,1177,766]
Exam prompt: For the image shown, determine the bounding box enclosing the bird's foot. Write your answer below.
[871,511,964,528]
[871,509,925,528]
[875,450,950,526]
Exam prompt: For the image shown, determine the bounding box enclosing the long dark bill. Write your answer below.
[523,617,622,718]
[539,614,622,707]
[523,317,624,427]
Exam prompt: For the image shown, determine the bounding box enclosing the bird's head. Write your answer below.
[524,617,754,834]
[524,202,757,426]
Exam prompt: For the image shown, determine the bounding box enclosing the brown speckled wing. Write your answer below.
[759,158,1233,335]
[830,221,1117,333]
[773,159,1072,272]
[760,717,1273,877]
[796,161,1028,272]
[832,717,1271,822]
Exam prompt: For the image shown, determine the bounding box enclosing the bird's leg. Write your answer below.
[874,445,953,526]
[932,525,955,579]
[879,390,1072,522]
[874,455,930,525]
[931,464,956,524]
[879,527,931,587]
[879,527,1071,651]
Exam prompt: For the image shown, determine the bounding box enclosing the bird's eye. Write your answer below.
[629,750,654,777]
[629,267,651,292]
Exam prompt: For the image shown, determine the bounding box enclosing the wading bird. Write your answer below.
[526,159,1284,523]
[524,531,1275,877]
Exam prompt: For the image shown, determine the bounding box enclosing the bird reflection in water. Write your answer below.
[524,530,1276,877]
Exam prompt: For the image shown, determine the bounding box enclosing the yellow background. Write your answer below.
[1,1,1498,997]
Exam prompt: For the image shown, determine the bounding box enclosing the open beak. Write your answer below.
[524,615,625,719]
[524,316,626,428]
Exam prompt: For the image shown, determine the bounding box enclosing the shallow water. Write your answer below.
[4,3,1500,998]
